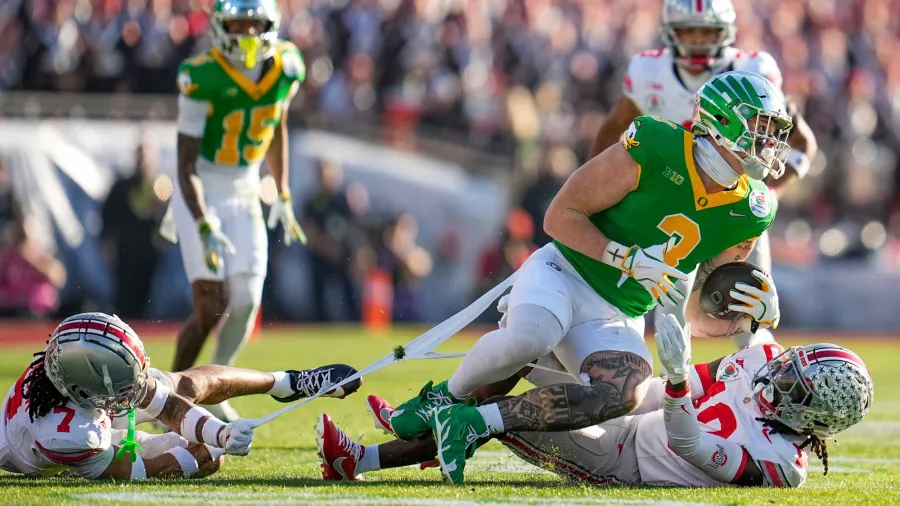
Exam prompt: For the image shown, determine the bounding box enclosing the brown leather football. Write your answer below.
[698,261,764,320]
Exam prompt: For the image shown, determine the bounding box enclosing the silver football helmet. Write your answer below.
[753,343,874,438]
[210,0,281,69]
[661,0,737,70]
[44,313,149,415]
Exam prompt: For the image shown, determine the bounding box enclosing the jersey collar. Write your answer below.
[683,131,749,211]
[211,48,283,100]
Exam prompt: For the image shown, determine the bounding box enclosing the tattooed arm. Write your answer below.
[686,239,757,338]
[495,351,652,432]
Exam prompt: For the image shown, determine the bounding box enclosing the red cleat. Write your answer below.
[316,413,363,481]
[365,395,397,436]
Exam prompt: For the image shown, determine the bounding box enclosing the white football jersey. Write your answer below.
[623,47,784,129]
[635,343,810,487]
[0,366,113,478]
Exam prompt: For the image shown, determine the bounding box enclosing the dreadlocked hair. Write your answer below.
[21,351,68,422]
[757,417,829,476]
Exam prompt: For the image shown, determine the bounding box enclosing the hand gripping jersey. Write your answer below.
[636,343,810,487]
[623,47,783,129]
[0,367,112,478]
[554,116,777,317]
[176,41,306,176]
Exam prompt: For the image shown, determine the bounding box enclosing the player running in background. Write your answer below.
[589,0,818,349]
[0,313,360,480]
[170,0,306,421]
[320,322,874,488]
[374,70,793,484]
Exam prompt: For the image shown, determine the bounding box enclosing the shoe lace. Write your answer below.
[296,369,334,397]
[337,429,363,463]
[425,390,455,406]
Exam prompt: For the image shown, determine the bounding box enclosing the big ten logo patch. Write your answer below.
[662,167,684,185]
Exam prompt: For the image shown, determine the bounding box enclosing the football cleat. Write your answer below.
[316,413,362,481]
[428,401,490,485]
[272,364,361,403]
[390,380,460,440]
[365,395,440,470]
[365,395,396,436]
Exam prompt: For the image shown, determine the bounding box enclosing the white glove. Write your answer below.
[267,193,307,246]
[219,419,254,456]
[729,269,780,330]
[604,240,688,308]
[197,216,236,274]
[655,314,692,385]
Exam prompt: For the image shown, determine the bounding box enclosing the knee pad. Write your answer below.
[505,304,565,359]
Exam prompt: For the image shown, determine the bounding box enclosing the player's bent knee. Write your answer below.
[581,350,653,418]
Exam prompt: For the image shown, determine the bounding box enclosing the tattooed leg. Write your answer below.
[495,351,652,433]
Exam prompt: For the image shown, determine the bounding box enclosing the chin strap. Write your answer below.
[694,137,742,188]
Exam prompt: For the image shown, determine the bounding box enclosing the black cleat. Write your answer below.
[272,364,362,403]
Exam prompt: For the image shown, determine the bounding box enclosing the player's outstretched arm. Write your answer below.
[589,95,642,159]
[96,443,224,480]
[685,240,758,338]
[137,376,254,457]
[544,143,638,262]
[768,98,818,196]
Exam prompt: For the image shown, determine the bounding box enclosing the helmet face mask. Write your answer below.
[753,344,874,438]
[45,313,149,416]
[661,0,737,70]
[210,0,281,69]
[692,71,793,180]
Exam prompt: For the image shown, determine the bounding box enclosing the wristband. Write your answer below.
[601,240,632,270]
[130,454,147,480]
[142,383,169,419]
[167,446,199,477]
[202,418,227,447]
[785,150,811,179]
[180,406,214,444]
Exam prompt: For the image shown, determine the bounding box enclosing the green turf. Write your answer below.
[0,327,898,505]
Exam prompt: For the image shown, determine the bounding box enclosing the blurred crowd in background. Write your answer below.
[2,0,900,321]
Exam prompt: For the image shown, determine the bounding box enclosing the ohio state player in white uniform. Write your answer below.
[317,317,873,488]
[590,0,818,349]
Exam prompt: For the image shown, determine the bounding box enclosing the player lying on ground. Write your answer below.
[169,0,307,421]
[588,0,818,350]
[319,319,873,488]
[381,70,791,483]
[0,313,360,480]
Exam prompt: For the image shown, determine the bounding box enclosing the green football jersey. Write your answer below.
[554,116,777,318]
[176,41,306,167]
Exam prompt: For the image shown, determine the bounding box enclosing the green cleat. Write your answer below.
[389,380,460,440]
[428,401,491,485]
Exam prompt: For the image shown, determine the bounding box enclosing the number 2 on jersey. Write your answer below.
[214,104,280,165]
[657,214,701,267]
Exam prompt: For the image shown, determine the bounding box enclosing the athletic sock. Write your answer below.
[356,444,381,473]
[267,371,294,398]
[475,404,505,434]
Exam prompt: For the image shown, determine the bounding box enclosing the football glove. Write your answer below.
[220,419,254,457]
[655,314,692,385]
[604,240,688,308]
[267,193,307,246]
[728,269,780,330]
[197,216,236,275]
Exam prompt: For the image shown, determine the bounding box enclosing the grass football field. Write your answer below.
[1,327,898,505]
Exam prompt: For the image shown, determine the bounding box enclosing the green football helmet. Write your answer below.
[692,70,793,180]
[210,0,281,69]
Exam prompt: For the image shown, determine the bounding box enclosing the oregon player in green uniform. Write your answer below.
[170,0,306,421]
[361,71,792,484]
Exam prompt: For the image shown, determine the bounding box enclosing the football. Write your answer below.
[698,261,764,320]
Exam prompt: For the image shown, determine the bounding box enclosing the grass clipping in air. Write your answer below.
[392,345,407,361]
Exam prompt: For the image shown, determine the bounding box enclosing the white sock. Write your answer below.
[267,371,293,398]
[447,304,563,398]
[213,274,264,366]
[356,444,381,474]
[476,404,505,434]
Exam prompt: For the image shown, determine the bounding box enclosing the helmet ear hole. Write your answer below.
[715,115,730,126]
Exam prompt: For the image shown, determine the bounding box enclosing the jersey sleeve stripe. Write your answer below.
[35,442,102,464]
[694,363,714,393]
[730,448,750,484]
[664,384,690,398]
